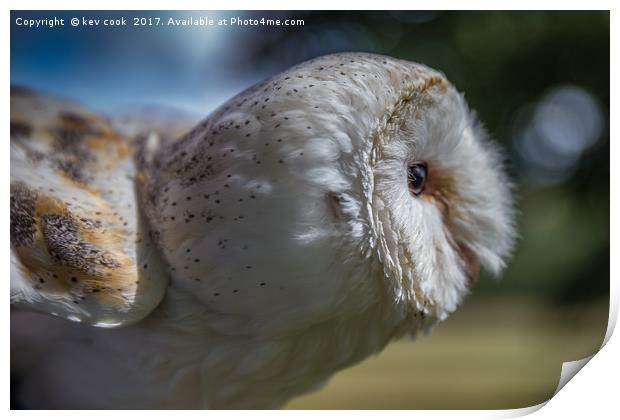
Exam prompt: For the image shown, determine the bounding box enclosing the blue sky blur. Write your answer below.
[11,11,297,115]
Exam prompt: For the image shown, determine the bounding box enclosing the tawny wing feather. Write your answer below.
[10,87,171,327]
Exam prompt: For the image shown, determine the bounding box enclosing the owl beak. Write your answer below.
[457,243,480,287]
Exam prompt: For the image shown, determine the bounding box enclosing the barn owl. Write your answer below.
[10,53,515,409]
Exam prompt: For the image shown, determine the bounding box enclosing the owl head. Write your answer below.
[265,53,518,328]
[139,52,516,341]
[362,67,516,324]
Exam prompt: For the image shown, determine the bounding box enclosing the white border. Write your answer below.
[3,2,616,418]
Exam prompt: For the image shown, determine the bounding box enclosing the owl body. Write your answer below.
[11,53,515,408]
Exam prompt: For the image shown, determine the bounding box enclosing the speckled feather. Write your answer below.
[11,53,516,408]
[10,88,168,326]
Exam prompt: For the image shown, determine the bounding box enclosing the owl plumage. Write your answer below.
[10,88,169,326]
[11,53,515,408]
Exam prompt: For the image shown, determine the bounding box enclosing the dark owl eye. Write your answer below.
[408,163,428,196]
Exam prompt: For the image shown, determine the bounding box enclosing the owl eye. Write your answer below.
[408,163,428,196]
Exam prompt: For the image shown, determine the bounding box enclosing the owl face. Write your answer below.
[366,76,515,322]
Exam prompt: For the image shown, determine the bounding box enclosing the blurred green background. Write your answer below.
[11,10,610,409]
